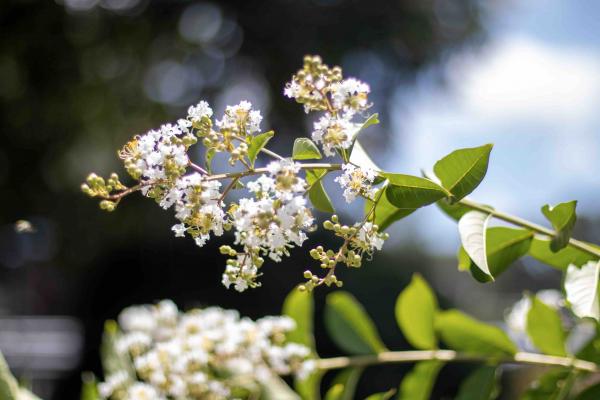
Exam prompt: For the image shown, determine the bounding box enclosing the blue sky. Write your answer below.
[384,0,600,254]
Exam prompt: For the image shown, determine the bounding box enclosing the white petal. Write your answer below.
[565,260,600,321]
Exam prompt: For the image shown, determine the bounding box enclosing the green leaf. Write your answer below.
[461,227,534,282]
[305,168,334,213]
[283,288,315,351]
[397,361,443,400]
[433,144,493,201]
[346,114,380,157]
[435,310,517,356]
[247,131,274,167]
[365,187,415,231]
[295,370,324,400]
[574,382,600,400]
[383,174,449,209]
[0,351,19,400]
[309,180,335,213]
[485,227,533,276]
[458,246,472,271]
[564,260,600,321]
[363,389,396,400]
[325,292,387,355]
[204,148,215,173]
[521,368,575,400]
[458,211,493,279]
[529,238,597,270]
[541,201,577,252]
[349,141,381,171]
[81,372,100,400]
[437,198,471,221]
[526,296,567,356]
[455,366,501,400]
[293,138,322,160]
[324,368,363,400]
[100,321,136,378]
[359,113,380,132]
[261,376,301,400]
[395,274,438,349]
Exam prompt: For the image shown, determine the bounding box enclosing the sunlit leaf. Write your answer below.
[435,310,517,356]
[461,227,533,282]
[529,237,597,270]
[100,320,135,378]
[433,144,493,201]
[81,372,100,400]
[346,114,380,159]
[458,211,493,279]
[541,201,577,252]
[309,180,335,213]
[455,366,501,400]
[349,141,381,171]
[526,296,567,356]
[395,274,438,349]
[324,368,363,400]
[359,113,380,132]
[247,130,274,167]
[295,370,324,400]
[564,260,600,321]
[204,148,215,173]
[397,361,443,400]
[437,198,471,221]
[293,138,322,160]
[458,246,472,271]
[383,174,449,209]
[283,288,315,351]
[261,376,301,400]
[325,292,387,355]
[365,186,415,231]
[0,351,19,400]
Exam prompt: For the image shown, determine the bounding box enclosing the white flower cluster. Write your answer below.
[312,113,360,156]
[222,159,314,291]
[99,300,315,400]
[284,55,371,157]
[163,173,225,247]
[215,100,262,136]
[84,57,388,292]
[354,222,386,253]
[187,100,213,125]
[119,121,195,181]
[334,163,377,203]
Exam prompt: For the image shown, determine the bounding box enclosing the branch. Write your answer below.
[316,350,599,373]
[459,198,600,259]
[204,163,342,182]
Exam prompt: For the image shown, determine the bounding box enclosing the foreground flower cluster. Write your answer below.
[83,56,387,291]
[98,300,314,400]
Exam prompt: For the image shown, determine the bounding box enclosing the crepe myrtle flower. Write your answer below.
[98,300,315,399]
[83,56,385,292]
[334,163,377,203]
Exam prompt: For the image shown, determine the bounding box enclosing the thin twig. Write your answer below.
[189,162,208,175]
[204,163,342,182]
[316,350,598,373]
[219,177,240,203]
[459,198,600,259]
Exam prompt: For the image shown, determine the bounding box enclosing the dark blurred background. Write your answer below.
[1,0,599,398]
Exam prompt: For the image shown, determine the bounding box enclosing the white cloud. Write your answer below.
[448,36,600,123]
